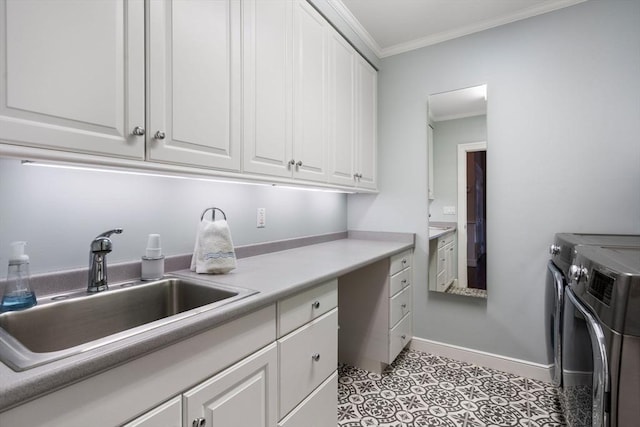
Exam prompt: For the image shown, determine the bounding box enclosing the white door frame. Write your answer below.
[457,141,487,288]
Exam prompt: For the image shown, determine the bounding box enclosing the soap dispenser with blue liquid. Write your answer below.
[1,241,37,312]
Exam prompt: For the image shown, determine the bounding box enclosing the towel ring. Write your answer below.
[200,207,227,221]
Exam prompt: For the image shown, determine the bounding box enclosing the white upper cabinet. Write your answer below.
[147,0,241,171]
[1,0,376,191]
[355,56,378,190]
[242,0,293,178]
[243,0,328,183]
[0,0,145,159]
[327,31,377,190]
[327,30,356,187]
[291,0,328,182]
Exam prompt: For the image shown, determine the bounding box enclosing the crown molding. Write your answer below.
[327,0,383,58]
[329,0,587,59]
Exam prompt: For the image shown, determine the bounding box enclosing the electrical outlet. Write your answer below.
[443,206,456,215]
[257,208,266,228]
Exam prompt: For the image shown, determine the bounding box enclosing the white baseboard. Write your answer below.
[410,337,553,383]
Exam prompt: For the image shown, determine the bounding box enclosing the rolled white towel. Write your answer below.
[190,218,237,274]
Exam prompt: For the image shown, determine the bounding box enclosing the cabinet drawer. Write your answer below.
[437,246,446,273]
[389,312,412,362]
[390,286,411,329]
[438,232,455,247]
[278,371,337,427]
[278,308,338,419]
[389,267,411,296]
[390,250,412,275]
[278,279,337,337]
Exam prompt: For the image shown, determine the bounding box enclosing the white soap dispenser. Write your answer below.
[1,241,37,312]
[141,234,165,280]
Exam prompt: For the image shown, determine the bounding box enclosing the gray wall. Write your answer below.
[430,115,487,222]
[0,159,347,278]
[348,0,640,364]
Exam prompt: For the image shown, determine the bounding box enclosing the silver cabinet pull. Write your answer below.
[296,160,303,167]
[154,130,166,140]
[288,159,296,169]
[312,353,320,361]
[312,301,320,309]
[401,303,407,309]
[192,418,206,427]
[132,126,145,136]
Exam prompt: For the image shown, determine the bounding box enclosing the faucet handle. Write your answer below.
[91,229,123,253]
[96,228,123,239]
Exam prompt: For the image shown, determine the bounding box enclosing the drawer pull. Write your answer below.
[402,259,407,265]
[312,353,320,361]
[401,279,407,284]
[312,301,320,309]
[401,303,407,309]
[192,417,206,427]
[401,334,407,340]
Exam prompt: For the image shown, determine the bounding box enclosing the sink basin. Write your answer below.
[0,276,257,371]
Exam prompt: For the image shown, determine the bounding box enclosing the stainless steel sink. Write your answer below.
[0,276,257,371]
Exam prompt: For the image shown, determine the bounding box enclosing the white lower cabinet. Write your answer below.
[126,343,277,427]
[338,250,413,373]
[183,343,278,427]
[279,309,338,418]
[276,279,338,425]
[278,372,338,427]
[123,396,182,427]
[430,231,457,292]
[0,306,276,427]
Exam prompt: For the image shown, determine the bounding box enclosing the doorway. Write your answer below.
[457,141,487,289]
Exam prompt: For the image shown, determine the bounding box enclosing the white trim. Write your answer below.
[326,0,383,58]
[410,337,553,383]
[457,141,487,289]
[328,0,587,59]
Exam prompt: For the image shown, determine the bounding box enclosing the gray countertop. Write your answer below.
[0,233,414,412]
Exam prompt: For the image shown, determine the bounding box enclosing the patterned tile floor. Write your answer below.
[337,349,565,427]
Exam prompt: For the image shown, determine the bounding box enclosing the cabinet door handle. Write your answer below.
[288,159,296,169]
[192,418,206,427]
[312,301,320,309]
[296,160,303,167]
[132,126,145,136]
[401,303,407,309]
[401,279,407,284]
[401,334,407,340]
[402,259,407,265]
[154,130,166,140]
[312,353,320,361]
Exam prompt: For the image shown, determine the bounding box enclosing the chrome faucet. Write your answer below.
[88,228,123,293]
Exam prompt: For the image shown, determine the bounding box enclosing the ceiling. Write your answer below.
[330,0,587,58]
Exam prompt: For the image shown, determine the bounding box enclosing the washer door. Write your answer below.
[546,260,565,387]
[562,285,610,427]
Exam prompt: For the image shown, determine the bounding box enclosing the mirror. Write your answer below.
[427,85,487,298]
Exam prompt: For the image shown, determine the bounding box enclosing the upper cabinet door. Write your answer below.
[292,0,328,183]
[147,0,241,171]
[327,30,356,187]
[355,57,377,190]
[242,0,294,179]
[0,0,145,159]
